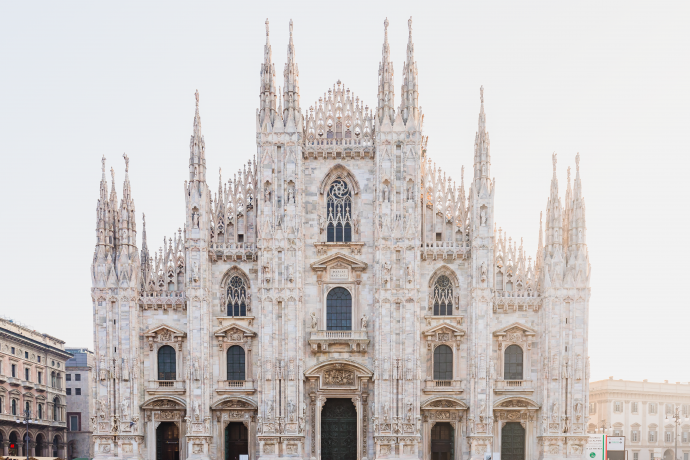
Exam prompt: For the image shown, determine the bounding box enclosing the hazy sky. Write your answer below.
[1,1,688,383]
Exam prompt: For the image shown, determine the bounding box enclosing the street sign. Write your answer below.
[607,437,625,460]
[586,435,606,460]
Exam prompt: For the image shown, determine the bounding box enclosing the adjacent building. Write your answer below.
[66,347,95,459]
[90,19,592,460]
[589,378,690,460]
[0,316,71,457]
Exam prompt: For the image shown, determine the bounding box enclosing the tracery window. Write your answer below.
[504,344,523,380]
[433,345,453,380]
[226,346,245,381]
[433,275,453,316]
[226,275,247,317]
[157,346,176,381]
[326,287,352,331]
[327,179,352,243]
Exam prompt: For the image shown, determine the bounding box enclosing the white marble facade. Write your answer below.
[90,18,591,460]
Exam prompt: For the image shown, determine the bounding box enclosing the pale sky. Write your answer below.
[1,1,688,384]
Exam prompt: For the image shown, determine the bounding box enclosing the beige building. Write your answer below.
[589,378,690,460]
[66,348,95,459]
[0,316,71,457]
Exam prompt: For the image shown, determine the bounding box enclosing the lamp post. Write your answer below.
[598,419,611,434]
[15,408,36,460]
[665,405,689,460]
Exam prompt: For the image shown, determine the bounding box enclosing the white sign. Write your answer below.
[330,269,348,280]
[240,456,248,460]
[586,435,606,460]
[607,437,625,451]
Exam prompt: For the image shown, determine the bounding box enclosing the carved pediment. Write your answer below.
[141,396,187,409]
[494,397,540,410]
[421,397,468,410]
[214,323,256,348]
[143,324,187,351]
[310,252,368,272]
[305,359,373,389]
[211,396,258,410]
[493,322,537,339]
[423,322,466,340]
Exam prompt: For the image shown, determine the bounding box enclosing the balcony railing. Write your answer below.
[494,379,534,393]
[216,380,255,394]
[146,380,186,394]
[435,380,452,387]
[424,379,463,393]
[308,330,369,352]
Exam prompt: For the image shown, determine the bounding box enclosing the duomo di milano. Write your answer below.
[90,17,591,460]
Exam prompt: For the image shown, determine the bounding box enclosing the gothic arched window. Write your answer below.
[227,275,247,317]
[327,179,352,243]
[158,346,176,381]
[433,345,453,381]
[433,275,453,316]
[504,344,523,380]
[326,287,352,331]
[226,346,245,381]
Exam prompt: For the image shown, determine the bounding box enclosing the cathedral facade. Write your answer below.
[90,18,591,460]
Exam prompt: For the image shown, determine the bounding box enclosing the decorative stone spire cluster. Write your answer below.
[377,18,395,126]
[473,86,492,196]
[259,19,277,128]
[400,17,419,125]
[282,19,301,131]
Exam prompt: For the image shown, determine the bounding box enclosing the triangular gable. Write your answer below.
[493,322,537,337]
[423,322,466,337]
[143,324,187,339]
[214,323,257,338]
[310,252,368,272]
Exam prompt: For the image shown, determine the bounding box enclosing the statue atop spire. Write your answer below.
[123,152,129,173]
[401,16,419,125]
[377,17,395,126]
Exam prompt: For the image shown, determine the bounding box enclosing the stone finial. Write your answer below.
[289,19,293,37]
[265,18,269,37]
[408,17,413,36]
[110,167,115,184]
[123,153,129,173]
[384,17,389,39]
[552,152,557,172]
[575,152,580,172]
[101,155,107,175]
[195,89,199,107]
[480,85,484,104]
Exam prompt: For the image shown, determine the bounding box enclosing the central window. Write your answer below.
[227,275,247,317]
[226,346,245,381]
[157,345,176,381]
[327,179,352,242]
[433,275,453,315]
[504,344,523,380]
[326,287,352,331]
[433,345,453,380]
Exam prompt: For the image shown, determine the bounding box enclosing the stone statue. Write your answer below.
[288,399,295,421]
[353,214,360,234]
[382,185,389,202]
[192,261,199,282]
[318,214,326,234]
[407,183,414,201]
[267,403,274,421]
[99,357,108,381]
[361,314,368,331]
[310,312,318,330]
[287,186,294,203]
[193,400,200,421]
[480,207,487,226]
[121,398,130,420]
[480,262,487,282]
[562,356,570,379]
[383,261,391,276]
[185,416,192,434]
[192,211,200,228]
[193,357,200,381]
[264,187,271,203]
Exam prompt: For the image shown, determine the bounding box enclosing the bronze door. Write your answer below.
[501,422,525,460]
[431,422,454,460]
[156,422,179,460]
[225,422,248,460]
[321,399,357,460]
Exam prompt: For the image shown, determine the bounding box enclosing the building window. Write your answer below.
[651,453,655,460]
[590,403,596,414]
[25,351,28,359]
[226,275,248,317]
[615,401,622,412]
[433,345,453,380]
[66,374,71,381]
[69,415,79,432]
[504,345,523,380]
[75,373,80,381]
[649,431,657,442]
[633,453,639,460]
[66,388,71,395]
[684,453,688,460]
[38,372,42,384]
[51,372,56,387]
[37,356,40,363]
[683,405,690,417]
[11,364,16,377]
[75,388,81,395]
[25,401,30,414]
[326,287,352,331]
[11,347,15,354]
[25,368,29,381]
[667,404,674,415]
[53,397,60,421]
[11,399,17,415]
[38,404,43,419]
[614,430,623,437]
[432,275,453,316]
[632,402,638,413]
[326,179,352,242]
[650,403,657,414]
[683,432,689,443]
[157,346,176,381]
[226,346,246,381]
[632,430,640,442]
[666,432,673,443]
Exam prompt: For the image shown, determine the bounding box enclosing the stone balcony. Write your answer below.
[146,380,186,395]
[493,379,535,394]
[21,380,34,390]
[423,379,463,394]
[7,377,21,386]
[34,383,46,392]
[0,374,6,384]
[215,380,256,395]
[308,330,369,353]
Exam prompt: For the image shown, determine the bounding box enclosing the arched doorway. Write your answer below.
[321,399,357,460]
[156,422,179,460]
[431,422,454,460]
[225,422,248,460]
[501,422,525,460]
[52,435,60,457]
[9,432,19,456]
[663,449,674,460]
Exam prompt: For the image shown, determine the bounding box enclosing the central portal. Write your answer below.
[501,422,525,460]
[156,422,179,460]
[225,422,248,460]
[321,398,357,460]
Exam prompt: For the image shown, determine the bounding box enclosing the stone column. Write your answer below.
[2,441,8,456]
